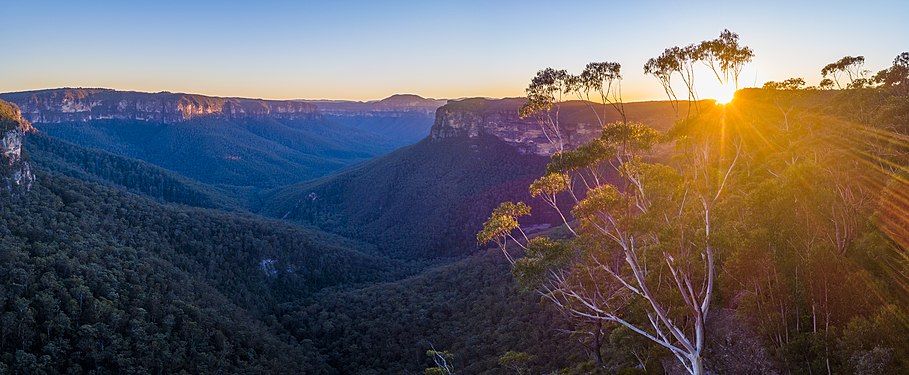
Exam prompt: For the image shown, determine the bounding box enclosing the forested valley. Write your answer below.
[0,29,908,375]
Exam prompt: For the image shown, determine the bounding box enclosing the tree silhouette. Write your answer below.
[821,56,867,89]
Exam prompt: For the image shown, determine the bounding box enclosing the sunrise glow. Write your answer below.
[707,83,737,105]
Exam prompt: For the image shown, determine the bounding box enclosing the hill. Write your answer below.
[260,98,690,257]
[261,134,553,257]
[25,132,239,209]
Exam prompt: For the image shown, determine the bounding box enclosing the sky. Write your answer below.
[1,0,906,101]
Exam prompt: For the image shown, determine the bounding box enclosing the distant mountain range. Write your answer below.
[0,88,445,189]
[308,94,447,115]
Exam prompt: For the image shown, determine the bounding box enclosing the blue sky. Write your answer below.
[2,0,906,101]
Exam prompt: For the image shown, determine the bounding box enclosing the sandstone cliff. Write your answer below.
[0,100,35,192]
[430,98,601,155]
[430,97,689,155]
[0,88,321,124]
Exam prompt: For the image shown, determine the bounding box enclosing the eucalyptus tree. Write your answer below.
[644,45,700,116]
[644,30,753,116]
[821,56,868,89]
[481,58,742,375]
[697,29,754,88]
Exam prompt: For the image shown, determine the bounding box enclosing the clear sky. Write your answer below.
[1,0,906,101]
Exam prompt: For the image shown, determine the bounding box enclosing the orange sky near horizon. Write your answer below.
[1,1,906,103]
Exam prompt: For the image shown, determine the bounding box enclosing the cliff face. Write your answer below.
[310,94,446,117]
[429,98,601,155]
[430,98,686,155]
[0,100,35,192]
[0,89,321,124]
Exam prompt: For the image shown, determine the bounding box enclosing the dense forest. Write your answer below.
[262,134,555,258]
[24,133,239,210]
[0,168,419,372]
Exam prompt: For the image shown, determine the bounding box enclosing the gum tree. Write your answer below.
[644,29,753,117]
[481,48,744,374]
[698,29,754,88]
[821,56,868,89]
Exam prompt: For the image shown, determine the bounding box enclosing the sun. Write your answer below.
[711,84,737,105]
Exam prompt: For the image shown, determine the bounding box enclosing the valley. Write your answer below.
[0,89,439,191]
[3,77,909,373]
[0,16,907,372]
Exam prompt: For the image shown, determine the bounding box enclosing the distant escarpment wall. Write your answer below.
[0,89,321,124]
[429,98,601,155]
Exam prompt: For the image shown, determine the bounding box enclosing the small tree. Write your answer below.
[644,45,701,116]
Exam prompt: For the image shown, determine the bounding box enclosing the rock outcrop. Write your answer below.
[430,98,601,155]
[0,88,321,124]
[430,97,687,155]
[0,100,35,192]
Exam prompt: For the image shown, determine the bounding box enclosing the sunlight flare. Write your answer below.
[711,84,737,104]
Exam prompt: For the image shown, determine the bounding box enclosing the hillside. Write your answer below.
[25,132,239,209]
[0,167,426,372]
[0,88,321,123]
[261,98,691,257]
[0,102,423,371]
[4,86,908,374]
[278,249,582,374]
[310,94,446,115]
[261,134,553,257]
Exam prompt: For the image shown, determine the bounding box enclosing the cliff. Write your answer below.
[430,98,692,155]
[431,98,604,155]
[0,100,35,192]
[0,88,321,124]
[310,94,446,116]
